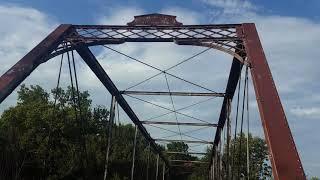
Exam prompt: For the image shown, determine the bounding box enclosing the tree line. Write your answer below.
[0,85,274,179]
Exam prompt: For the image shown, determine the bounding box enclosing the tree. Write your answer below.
[167,142,196,161]
[0,84,162,179]
[223,133,272,179]
[165,142,199,180]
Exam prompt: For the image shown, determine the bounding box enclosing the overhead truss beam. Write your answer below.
[142,121,217,127]
[170,160,209,164]
[121,90,225,97]
[155,138,213,144]
[165,151,208,155]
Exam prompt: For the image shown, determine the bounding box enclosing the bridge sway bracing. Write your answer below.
[0,14,305,179]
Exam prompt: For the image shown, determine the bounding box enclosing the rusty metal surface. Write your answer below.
[127,13,183,26]
[69,24,240,43]
[165,151,208,155]
[41,22,245,64]
[209,43,245,169]
[45,24,245,65]
[0,24,72,104]
[241,23,305,180]
[170,160,209,164]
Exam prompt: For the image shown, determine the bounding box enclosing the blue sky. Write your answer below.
[0,0,320,177]
[2,0,320,23]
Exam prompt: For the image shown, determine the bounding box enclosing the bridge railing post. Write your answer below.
[155,154,159,180]
[162,163,165,180]
[131,125,138,180]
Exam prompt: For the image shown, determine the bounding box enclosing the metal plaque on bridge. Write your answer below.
[127,13,183,26]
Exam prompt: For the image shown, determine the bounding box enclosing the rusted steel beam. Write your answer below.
[141,121,218,127]
[241,23,305,179]
[75,45,169,167]
[165,151,207,155]
[170,160,209,164]
[73,24,241,30]
[155,139,213,144]
[121,90,225,97]
[0,24,72,104]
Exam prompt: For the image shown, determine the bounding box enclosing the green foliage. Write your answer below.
[0,84,273,179]
[221,133,272,179]
[0,85,156,179]
[310,177,320,180]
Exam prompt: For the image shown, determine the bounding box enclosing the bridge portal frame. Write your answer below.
[0,14,305,179]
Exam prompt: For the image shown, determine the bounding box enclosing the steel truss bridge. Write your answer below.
[0,14,305,179]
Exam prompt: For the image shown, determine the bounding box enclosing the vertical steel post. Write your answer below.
[226,98,231,180]
[131,125,138,180]
[210,57,243,172]
[155,154,159,180]
[146,143,150,180]
[214,146,217,180]
[210,165,214,180]
[103,96,116,180]
[162,163,165,180]
[246,74,250,180]
[241,23,305,179]
[211,163,214,180]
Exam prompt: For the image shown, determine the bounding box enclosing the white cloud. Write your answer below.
[202,0,257,17]
[160,7,201,24]
[0,5,58,111]
[202,0,255,9]
[0,5,56,72]
[98,7,143,25]
[290,107,320,118]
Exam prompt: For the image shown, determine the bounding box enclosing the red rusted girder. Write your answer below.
[241,23,305,180]
[0,24,72,103]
